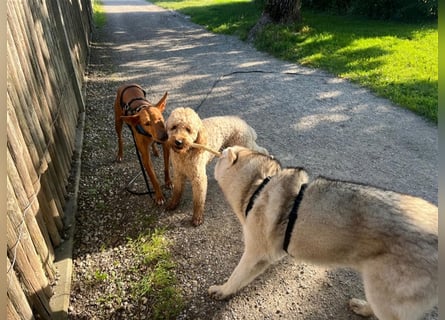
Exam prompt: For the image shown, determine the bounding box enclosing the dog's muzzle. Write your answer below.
[159,132,168,142]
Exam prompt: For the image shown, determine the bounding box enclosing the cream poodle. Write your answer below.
[165,107,268,226]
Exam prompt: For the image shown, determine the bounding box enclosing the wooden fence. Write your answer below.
[7,0,92,318]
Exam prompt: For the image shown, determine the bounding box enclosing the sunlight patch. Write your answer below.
[294,113,350,131]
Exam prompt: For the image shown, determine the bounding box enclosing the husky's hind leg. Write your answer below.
[360,261,436,320]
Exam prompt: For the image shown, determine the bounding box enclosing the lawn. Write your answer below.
[151,0,438,122]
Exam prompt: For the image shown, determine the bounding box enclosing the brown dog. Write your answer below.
[114,83,171,205]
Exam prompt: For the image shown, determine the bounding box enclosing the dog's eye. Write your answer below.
[171,125,177,130]
[144,122,151,126]
[186,127,191,133]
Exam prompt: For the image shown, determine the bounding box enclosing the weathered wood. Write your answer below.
[7,258,35,320]
[7,149,57,280]
[19,0,69,213]
[7,94,60,254]
[7,178,53,319]
[7,0,91,318]
[7,300,21,320]
[13,1,69,213]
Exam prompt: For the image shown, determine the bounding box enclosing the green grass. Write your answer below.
[153,0,263,38]
[151,0,437,122]
[92,0,106,28]
[85,229,183,319]
[127,229,183,319]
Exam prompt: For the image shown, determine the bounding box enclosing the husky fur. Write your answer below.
[209,146,438,320]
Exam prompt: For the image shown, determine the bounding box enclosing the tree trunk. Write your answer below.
[264,0,302,24]
[247,0,302,42]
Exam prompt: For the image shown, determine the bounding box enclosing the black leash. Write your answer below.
[125,126,154,197]
[195,70,328,111]
[119,84,154,197]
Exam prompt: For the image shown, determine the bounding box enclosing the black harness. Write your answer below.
[283,183,307,253]
[119,85,147,110]
[245,176,307,252]
[244,176,271,217]
[120,85,152,137]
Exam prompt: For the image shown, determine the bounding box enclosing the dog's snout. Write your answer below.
[175,139,183,147]
[159,131,168,142]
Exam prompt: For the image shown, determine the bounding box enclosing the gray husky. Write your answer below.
[209,146,437,320]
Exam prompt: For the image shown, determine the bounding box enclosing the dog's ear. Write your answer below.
[121,114,141,127]
[225,147,238,164]
[195,125,207,145]
[155,92,168,112]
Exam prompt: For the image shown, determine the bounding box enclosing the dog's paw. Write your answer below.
[165,180,173,190]
[154,195,165,206]
[349,298,373,317]
[208,285,230,300]
[192,215,203,227]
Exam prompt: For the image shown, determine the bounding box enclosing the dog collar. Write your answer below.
[135,124,152,137]
[283,183,307,253]
[245,176,271,217]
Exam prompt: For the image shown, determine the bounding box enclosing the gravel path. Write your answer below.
[69,1,438,319]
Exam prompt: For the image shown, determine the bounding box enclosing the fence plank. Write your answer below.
[7,258,35,320]
[7,178,53,319]
[7,93,61,253]
[7,150,57,281]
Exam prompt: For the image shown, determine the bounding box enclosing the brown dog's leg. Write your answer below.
[162,143,172,189]
[114,99,124,162]
[151,143,160,157]
[134,137,165,205]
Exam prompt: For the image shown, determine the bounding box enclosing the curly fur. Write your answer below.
[165,107,268,226]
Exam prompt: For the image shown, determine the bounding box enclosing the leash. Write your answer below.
[125,126,154,197]
[119,84,155,196]
[283,183,307,253]
[195,70,329,111]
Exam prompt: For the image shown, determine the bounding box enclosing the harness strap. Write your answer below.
[245,176,271,217]
[119,84,147,110]
[123,98,152,116]
[122,97,153,137]
[283,183,307,253]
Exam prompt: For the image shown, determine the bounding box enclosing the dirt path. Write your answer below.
[70,0,437,319]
